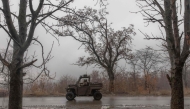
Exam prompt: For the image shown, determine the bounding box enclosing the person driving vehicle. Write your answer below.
[83,79,88,86]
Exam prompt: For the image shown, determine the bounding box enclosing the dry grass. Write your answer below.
[23,91,64,97]
[22,72,190,97]
[184,88,190,96]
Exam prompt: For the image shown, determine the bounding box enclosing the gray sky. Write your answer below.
[0,0,161,80]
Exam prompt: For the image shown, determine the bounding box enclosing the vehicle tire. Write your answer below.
[66,92,75,101]
[93,92,102,100]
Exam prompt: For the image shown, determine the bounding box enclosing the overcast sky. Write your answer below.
[0,0,162,80]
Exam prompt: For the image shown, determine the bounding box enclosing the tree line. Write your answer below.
[21,69,190,96]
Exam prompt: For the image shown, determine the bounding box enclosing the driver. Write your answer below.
[83,79,88,86]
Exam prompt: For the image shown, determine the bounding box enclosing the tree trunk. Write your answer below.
[144,75,147,90]
[8,44,24,109]
[107,69,114,93]
[9,69,23,109]
[170,66,184,109]
[109,78,114,93]
[132,73,137,91]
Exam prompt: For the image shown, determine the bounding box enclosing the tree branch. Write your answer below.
[2,0,19,40]
[36,0,73,25]
[29,0,34,14]
[19,59,37,69]
[1,38,11,72]
[0,24,21,47]
[0,54,10,67]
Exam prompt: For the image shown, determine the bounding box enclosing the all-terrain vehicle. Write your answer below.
[65,74,103,101]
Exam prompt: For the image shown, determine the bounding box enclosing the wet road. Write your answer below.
[1,96,190,108]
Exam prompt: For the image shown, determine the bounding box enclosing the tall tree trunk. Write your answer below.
[107,69,114,93]
[8,44,24,109]
[144,75,147,90]
[109,78,114,93]
[132,73,137,91]
[170,64,184,109]
[9,68,23,109]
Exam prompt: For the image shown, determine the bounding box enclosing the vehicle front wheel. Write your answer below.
[66,92,75,101]
[93,92,102,100]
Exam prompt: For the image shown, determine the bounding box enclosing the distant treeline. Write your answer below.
[18,70,190,96]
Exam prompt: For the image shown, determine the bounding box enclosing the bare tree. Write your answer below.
[0,0,73,109]
[57,7,135,93]
[136,0,190,108]
[133,47,161,93]
[128,54,139,91]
